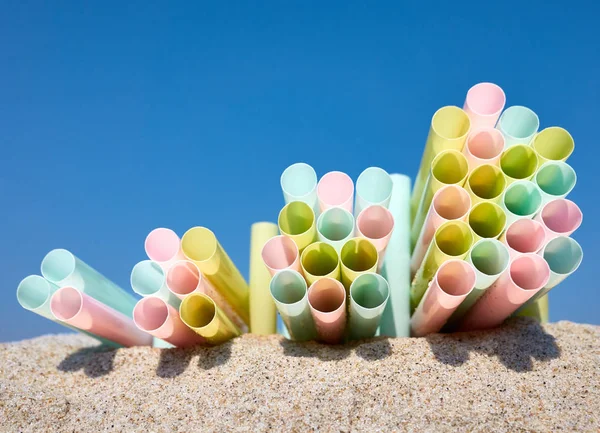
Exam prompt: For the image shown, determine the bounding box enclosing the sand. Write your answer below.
[0,318,598,432]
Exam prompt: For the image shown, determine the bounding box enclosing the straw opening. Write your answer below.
[510,255,548,290]
[317,208,354,241]
[543,237,583,275]
[467,129,504,160]
[433,186,470,220]
[470,240,509,276]
[144,228,181,263]
[130,260,166,296]
[532,127,574,161]
[181,227,218,262]
[431,106,471,141]
[355,167,393,204]
[435,222,473,257]
[500,145,538,180]
[465,83,506,117]
[16,276,52,310]
[350,274,389,309]
[166,261,200,295]
[505,220,545,254]
[50,287,83,321]
[301,243,338,277]
[469,202,506,239]
[41,249,76,283]
[278,202,315,236]
[340,239,378,272]
[357,206,394,240]
[535,162,576,196]
[504,182,542,216]
[280,162,318,198]
[308,279,345,313]
[270,270,307,305]
[437,261,475,296]
[134,297,169,332]
[432,151,468,184]
[469,165,506,200]
[541,199,582,234]
[317,171,354,206]
[180,294,216,329]
[499,106,539,140]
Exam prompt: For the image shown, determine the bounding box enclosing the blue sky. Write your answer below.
[1,1,598,341]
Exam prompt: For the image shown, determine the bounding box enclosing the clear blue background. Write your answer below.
[1,1,598,342]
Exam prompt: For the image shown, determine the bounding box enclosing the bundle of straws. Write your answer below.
[16,82,583,348]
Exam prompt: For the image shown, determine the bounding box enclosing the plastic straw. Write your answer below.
[144,228,185,271]
[379,174,412,337]
[278,201,317,252]
[496,105,539,147]
[348,273,390,340]
[307,278,346,344]
[411,106,471,224]
[181,227,250,325]
[458,253,550,331]
[410,149,469,249]
[531,127,575,166]
[355,205,395,258]
[467,201,507,242]
[464,164,507,205]
[339,238,379,291]
[280,162,318,214]
[179,293,241,345]
[534,161,577,205]
[462,128,505,171]
[316,207,355,253]
[133,297,205,347]
[500,144,539,185]
[269,269,317,341]
[41,249,137,318]
[500,218,546,259]
[411,260,476,337]
[317,171,354,213]
[410,220,473,311]
[165,260,247,332]
[249,222,279,335]
[50,286,152,347]
[300,242,340,286]
[444,239,510,328]
[261,235,300,275]
[354,167,393,216]
[410,185,471,277]
[463,82,506,129]
[130,260,181,308]
[500,180,543,226]
[534,198,583,243]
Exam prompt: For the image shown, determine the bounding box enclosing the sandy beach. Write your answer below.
[1,318,598,432]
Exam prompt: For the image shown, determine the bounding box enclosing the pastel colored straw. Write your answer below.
[348,273,390,340]
[458,253,550,331]
[339,238,379,291]
[410,220,473,311]
[317,171,354,213]
[534,161,577,205]
[534,198,583,242]
[531,127,575,166]
[500,180,543,226]
[444,239,510,329]
[500,218,546,259]
[379,174,412,337]
[355,205,395,258]
[410,185,471,277]
[144,228,185,271]
[179,293,241,345]
[181,227,250,325]
[462,82,506,129]
[50,286,153,347]
[130,260,181,308]
[269,269,317,341]
[300,242,340,285]
[467,201,507,242]
[316,207,355,253]
[411,260,476,337]
[410,149,469,250]
[500,144,539,185]
[248,222,279,335]
[411,106,471,224]
[462,128,505,171]
[496,105,540,147]
[307,278,346,344]
[278,201,317,252]
[261,235,301,275]
[464,164,507,205]
[41,249,137,317]
[280,162,319,214]
[354,167,394,216]
[133,297,205,347]
[165,260,247,332]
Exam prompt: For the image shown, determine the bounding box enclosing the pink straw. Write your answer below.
[307,278,346,344]
[317,171,354,213]
[501,219,546,259]
[50,286,152,347]
[411,260,476,337]
[462,128,505,170]
[458,253,550,331]
[463,82,506,129]
[355,205,395,257]
[144,228,185,270]
[261,235,301,276]
[133,297,205,347]
[534,198,583,242]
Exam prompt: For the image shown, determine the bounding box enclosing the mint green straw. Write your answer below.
[348,273,390,340]
[379,174,411,337]
[41,249,138,318]
[130,260,181,309]
[316,207,355,253]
